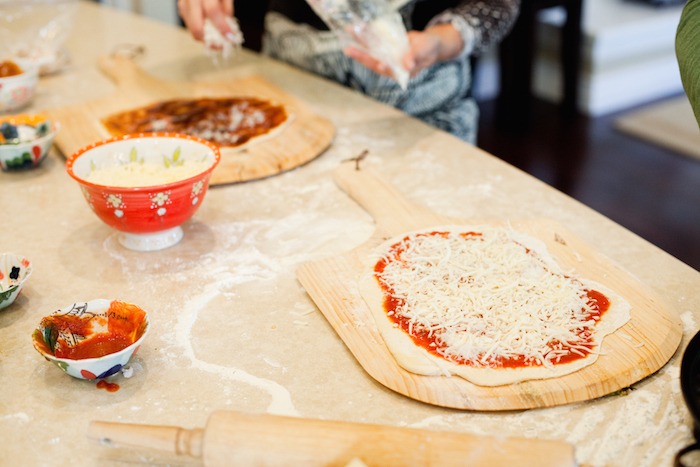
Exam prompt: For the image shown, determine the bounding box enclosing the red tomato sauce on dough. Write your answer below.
[374,231,612,368]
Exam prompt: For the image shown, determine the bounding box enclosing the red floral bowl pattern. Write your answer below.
[66,133,220,250]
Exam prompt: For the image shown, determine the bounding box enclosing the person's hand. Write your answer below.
[343,23,464,78]
[178,0,234,42]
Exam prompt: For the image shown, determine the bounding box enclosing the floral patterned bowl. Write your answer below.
[0,62,39,112]
[0,253,32,310]
[32,299,149,380]
[66,133,221,251]
[0,114,57,171]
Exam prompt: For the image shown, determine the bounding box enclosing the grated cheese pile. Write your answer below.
[188,103,266,144]
[85,158,212,187]
[203,17,244,62]
[375,228,600,369]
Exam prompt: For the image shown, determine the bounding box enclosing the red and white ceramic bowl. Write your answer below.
[66,133,220,251]
[32,299,149,380]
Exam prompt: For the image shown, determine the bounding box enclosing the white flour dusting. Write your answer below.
[407,359,691,466]
[1,413,30,423]
[173,279,299,416]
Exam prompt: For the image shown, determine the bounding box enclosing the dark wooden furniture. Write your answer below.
[496,0,584,130]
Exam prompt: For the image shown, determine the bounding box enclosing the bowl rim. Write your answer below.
[0,66,39,83]
[0,121,59,150]
[32,298,150,363]
[65,132,221,191]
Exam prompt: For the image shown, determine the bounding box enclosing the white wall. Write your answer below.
[99,0,180,25]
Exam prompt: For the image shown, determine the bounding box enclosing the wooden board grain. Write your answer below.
[296,162,683,411]
[46,56,334,185]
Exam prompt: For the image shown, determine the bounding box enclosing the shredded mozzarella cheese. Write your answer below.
[375,228,600,369]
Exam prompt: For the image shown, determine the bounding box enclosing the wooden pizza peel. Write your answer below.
[296,161,683,411]
[46,55,334,185]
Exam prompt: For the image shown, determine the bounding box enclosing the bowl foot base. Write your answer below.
[118,226,184,251]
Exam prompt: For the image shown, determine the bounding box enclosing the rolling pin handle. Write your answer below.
[87,420,204,459]
[176,427,204,458]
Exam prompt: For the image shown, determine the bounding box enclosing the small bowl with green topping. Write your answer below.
[0,113,58,170]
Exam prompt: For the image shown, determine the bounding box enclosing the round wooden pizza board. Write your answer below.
[46,55,334,185]
[296,161,683,411]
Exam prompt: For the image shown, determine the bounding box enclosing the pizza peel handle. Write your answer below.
[87,410,575,466]
[333,161,447,235]
[97,54,191,98]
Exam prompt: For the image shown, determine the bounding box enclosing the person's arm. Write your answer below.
[178,0,235,42]
[677,0,700,127]
[434,0,520,57]
[346,0,520,78]
[344,22,463,78]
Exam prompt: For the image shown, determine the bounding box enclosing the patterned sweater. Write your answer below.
[268,0,521,56]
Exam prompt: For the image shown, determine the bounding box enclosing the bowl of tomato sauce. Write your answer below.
[32,299,149,380]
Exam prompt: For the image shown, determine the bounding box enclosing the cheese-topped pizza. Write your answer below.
[359,226,631,387]
[101,97,289,148]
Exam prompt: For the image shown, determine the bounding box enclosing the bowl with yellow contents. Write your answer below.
[0,113,57,170]
[66,133,220,251]
[32,299,149,380]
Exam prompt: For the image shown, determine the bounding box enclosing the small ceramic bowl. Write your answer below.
[32,299,149,380]
[66,133,221,251]
[0,253,32,310]
[0,114,57,170]
[0,61,39,112]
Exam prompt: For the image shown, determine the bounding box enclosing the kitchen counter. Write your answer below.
[1,2,698,465]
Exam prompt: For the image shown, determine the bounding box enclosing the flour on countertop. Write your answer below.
[681,310,697,334]
[407,361,691,466]
[1,413,30,423]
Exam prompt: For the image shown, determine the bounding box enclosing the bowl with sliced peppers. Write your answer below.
[32,299,149,380]
[0,113,57,170]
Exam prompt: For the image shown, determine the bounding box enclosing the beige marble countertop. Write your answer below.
[1,2,699,466]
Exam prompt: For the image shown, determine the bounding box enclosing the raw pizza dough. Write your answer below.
[358,225,631,387]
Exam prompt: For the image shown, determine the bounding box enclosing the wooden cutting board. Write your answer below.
[296,162,683,411]
[46,56,334,185]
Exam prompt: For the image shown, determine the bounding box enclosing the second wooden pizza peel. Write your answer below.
[46,55,335,185]
[296,161,683,411]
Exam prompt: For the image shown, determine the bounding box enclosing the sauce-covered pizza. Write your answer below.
[101,97,288,148]
[360,226,631,386]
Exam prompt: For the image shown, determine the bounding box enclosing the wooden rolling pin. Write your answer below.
[88,410,575,466]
